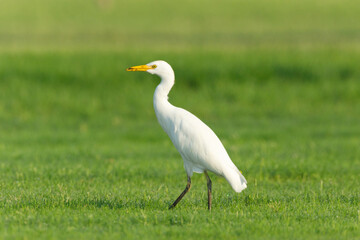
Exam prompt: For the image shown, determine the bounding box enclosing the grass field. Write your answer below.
[0,0,360,239]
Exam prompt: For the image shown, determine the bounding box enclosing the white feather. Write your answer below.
[147,60,247,193]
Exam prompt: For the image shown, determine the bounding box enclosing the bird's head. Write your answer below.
[126,60,174,79]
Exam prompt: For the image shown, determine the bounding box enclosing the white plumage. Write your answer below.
[127,60,247,209]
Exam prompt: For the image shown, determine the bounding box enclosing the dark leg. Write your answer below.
[169,176,191,209]
[204,171,212,210]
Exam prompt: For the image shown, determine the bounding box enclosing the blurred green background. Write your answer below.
[0,0,359,239]
[0,0,360,50]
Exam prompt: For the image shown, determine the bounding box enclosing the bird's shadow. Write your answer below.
[62,197,169,210]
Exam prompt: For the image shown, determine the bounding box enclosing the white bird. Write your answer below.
[126,60,247,210]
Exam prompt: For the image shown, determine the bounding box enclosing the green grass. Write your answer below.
[0,0,360,50]
[1,51,359,239]
[0,0,360,239]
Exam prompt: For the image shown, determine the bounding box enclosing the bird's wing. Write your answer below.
[168,107,239,176]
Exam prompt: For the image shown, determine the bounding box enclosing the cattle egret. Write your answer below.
[126,60,247,210]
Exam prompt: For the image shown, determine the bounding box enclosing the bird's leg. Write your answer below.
[169,176,191,209]
[204,171,212,210]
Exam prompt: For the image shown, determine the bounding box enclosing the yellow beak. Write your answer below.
[126,65,152,72]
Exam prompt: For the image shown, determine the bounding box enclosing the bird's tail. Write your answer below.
[224,168,247,193]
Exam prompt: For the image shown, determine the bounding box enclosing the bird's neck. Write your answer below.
[153,72,175,123]
[153,71,175,104]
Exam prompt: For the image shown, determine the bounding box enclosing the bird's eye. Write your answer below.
[151,65,157,69]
